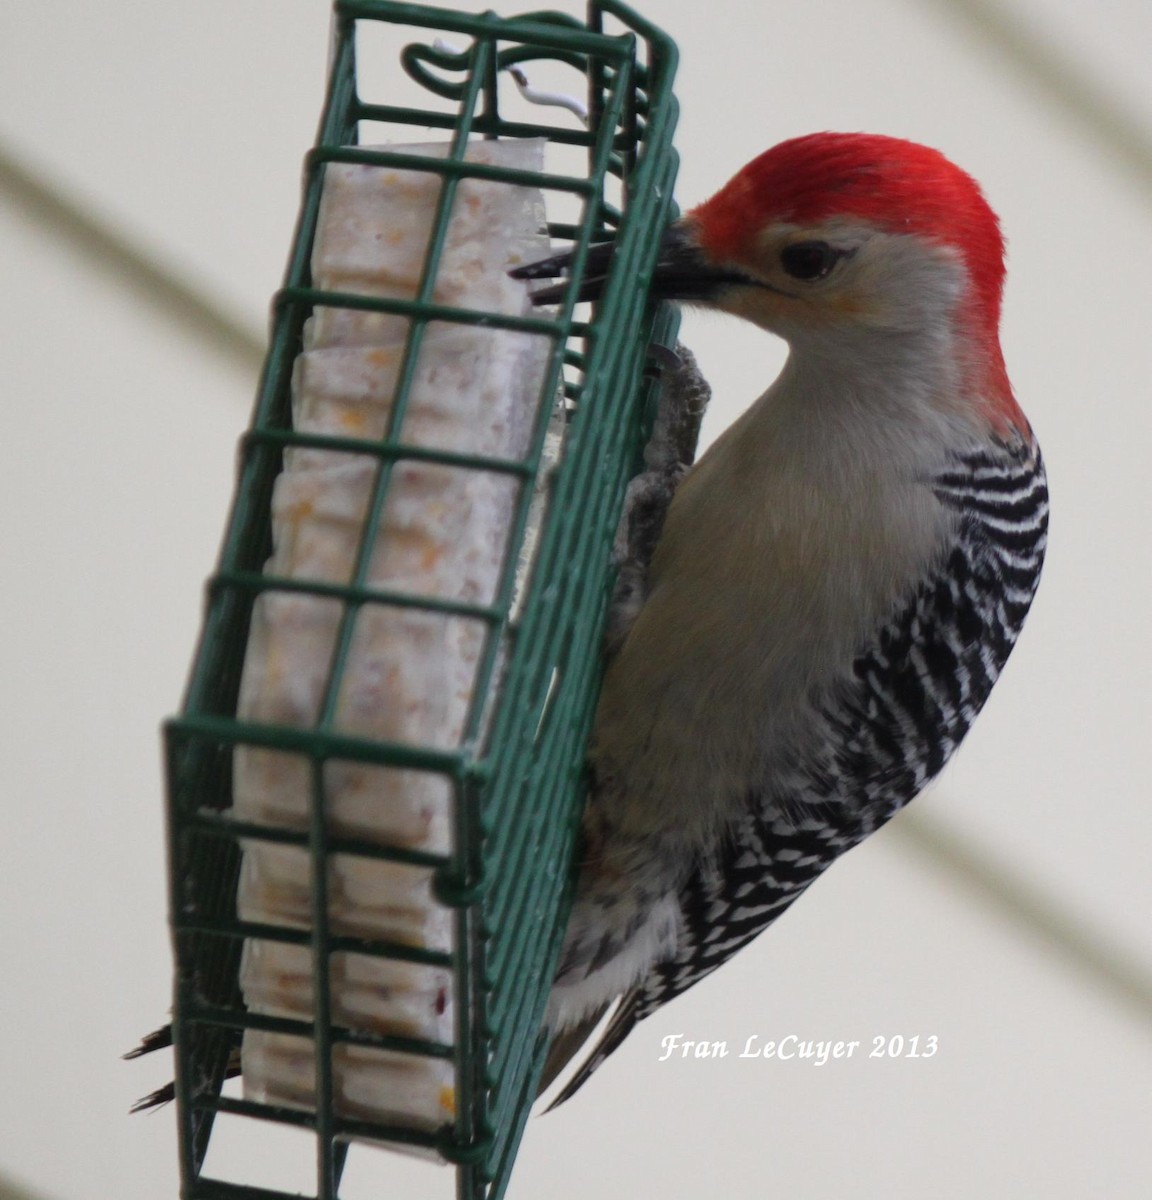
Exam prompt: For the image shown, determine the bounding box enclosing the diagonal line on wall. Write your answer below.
[893,805,1152,1025]
[0,137,265,375]
[922,0,1152,196]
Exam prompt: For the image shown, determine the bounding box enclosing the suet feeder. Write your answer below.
[161,2,681,1197]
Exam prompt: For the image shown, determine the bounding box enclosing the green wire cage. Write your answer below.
[162,2,681,1197]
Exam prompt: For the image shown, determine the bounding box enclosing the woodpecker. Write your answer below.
[514,132,1048,1104]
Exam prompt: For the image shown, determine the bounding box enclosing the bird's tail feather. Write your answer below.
[541,993,641,1112]
[123,1023,173,1060]
[536,1007,609,1100]
[124,1021,242,1113]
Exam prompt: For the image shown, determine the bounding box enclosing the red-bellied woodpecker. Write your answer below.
[515,132,1048,1104]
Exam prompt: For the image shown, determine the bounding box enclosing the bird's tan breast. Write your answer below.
[590,384,963,846]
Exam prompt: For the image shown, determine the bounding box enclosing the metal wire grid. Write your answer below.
[163,2,680,1198]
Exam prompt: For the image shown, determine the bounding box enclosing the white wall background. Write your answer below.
[1,1,1150,1198]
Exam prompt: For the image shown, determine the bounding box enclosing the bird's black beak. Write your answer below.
[511,223,755,307]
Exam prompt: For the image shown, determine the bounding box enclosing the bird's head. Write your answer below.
[514,132,1020,425]
[672,132,1007,349]
[517,131,1008,359]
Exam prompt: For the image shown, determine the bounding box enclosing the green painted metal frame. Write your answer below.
[163,3,680,1198]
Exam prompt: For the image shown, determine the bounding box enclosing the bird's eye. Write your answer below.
[779,241,840,281]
